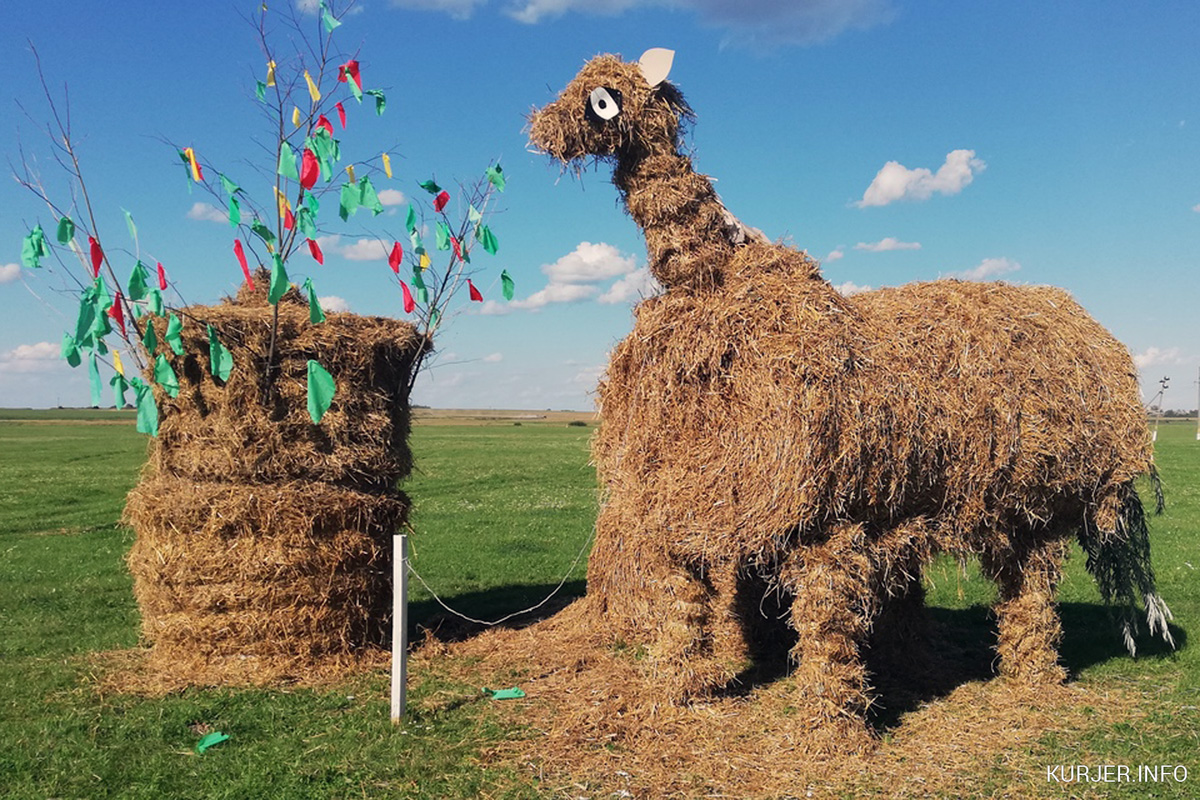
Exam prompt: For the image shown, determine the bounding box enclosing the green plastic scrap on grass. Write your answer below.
[195,731,230,754]
[482,687,525,700]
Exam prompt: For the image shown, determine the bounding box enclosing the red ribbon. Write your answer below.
[467,278,482,302]
[388,242,403,273]
[400,280,415,313]
[337,59,362,91]
[107,291,126,337]
[300,148,320,190]
[283,207,296,230]
[308,238,324,265]
[450,236,462,260]
[335,102,346,129]
[434,190,450,213]
[88,236,103,278]
[156,261,167,290]
[316,114,334,136]
[233,239,255,290]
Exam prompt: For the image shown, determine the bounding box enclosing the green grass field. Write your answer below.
[0,411,1196,798]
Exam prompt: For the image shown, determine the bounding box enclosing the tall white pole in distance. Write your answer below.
[391,533,408,723]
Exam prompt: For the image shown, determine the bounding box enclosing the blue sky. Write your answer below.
[2,0,1198,411]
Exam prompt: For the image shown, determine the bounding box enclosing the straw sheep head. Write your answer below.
[528,49,693,164]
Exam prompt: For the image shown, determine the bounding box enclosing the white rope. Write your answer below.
[405,524,595,627]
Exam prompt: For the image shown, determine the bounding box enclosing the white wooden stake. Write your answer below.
[391,533,408,722]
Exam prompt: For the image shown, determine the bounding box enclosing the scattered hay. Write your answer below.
[432,615,1142,799]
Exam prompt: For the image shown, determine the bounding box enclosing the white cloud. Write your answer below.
[543,241,637,283]
[1133,347,1185,370]
[824,249,844,263]
[483,241,640,313]
[187,202,228,223]
[571,363,605,387]
[319,295,350,312]
[378,189,407,206]
[483,352,504,363]
[339,238,392,261]
[511,281,598,310]
[833,281,872,296]
[598,267,660,303]
[948,257,1021,281]
[0,341,63,374]
[0,263,22,284]
[854,237,921,252]
[390,0,488,20]
[478,300,512,316]
[857,149,985,207]
[502,0,894,45]
[296,0,320,13]
[1192,203,1200,213]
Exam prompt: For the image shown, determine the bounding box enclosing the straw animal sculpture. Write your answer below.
[528,50,1174,743]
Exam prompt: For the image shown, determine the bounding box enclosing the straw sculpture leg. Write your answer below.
[980,537,1070,684]
[643,559,745,700]
[781,524,878,748]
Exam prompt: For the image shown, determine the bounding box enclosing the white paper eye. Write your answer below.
[587,86,623,123]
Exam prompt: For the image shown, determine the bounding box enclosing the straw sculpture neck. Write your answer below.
[614,148,768,291]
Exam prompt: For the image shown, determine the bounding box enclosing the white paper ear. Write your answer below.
[638,48,674,87]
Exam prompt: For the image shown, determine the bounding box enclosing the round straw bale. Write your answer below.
[143,283,426,489]
[124,474,406,661]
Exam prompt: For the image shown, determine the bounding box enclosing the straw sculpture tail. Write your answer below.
[529,49,1174,750]
[1078,480,1174,656]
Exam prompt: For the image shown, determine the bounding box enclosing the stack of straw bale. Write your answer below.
[124,280,424,683]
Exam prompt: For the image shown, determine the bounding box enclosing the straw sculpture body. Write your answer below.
[529,49,1174,744]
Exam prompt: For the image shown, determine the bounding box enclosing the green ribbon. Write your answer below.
[306,359,336,424]
[61,332,81,368]
[153,354,180,398]
[129,377,158,436]
[128,260,149,302]
[268,253,289,305]
[56,216,75,244]
[142,317,157,353]
[304,278,325,324]
[485,164,505,192]
[477,225,498,255]
[207,324,233,381]
[165,314,185,355]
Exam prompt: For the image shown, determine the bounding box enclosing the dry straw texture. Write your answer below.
[489,49,1172,754]
[148,280,425,489]
[121,278,422,686]
[436,615,1143,799]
